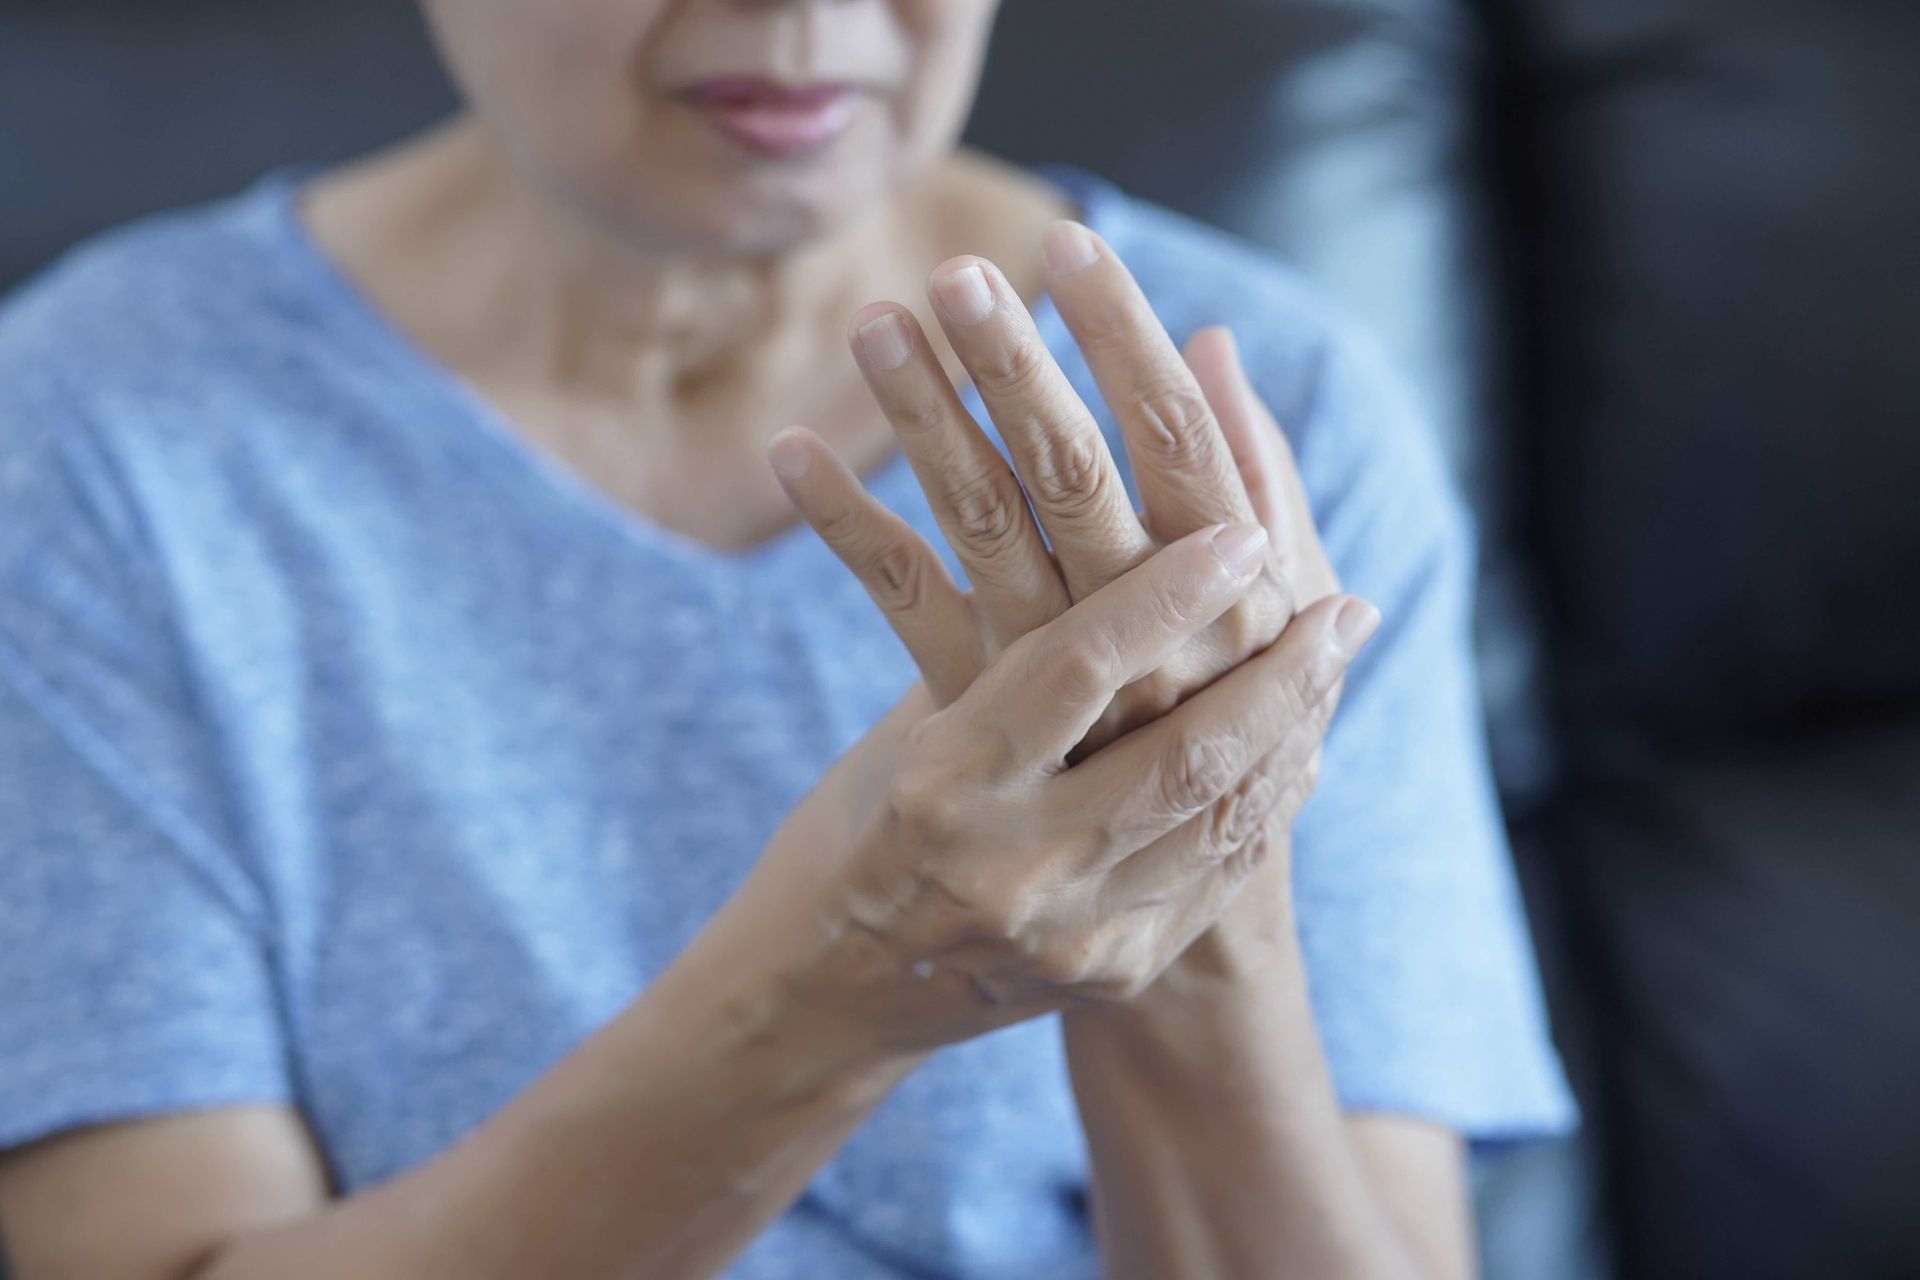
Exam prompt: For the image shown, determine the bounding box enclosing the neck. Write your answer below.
[302,117,1071,505]
[306,118,929,427]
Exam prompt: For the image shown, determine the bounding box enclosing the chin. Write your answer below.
[710,176,875,253]
[600,174,885,259]
[579,122,907,258]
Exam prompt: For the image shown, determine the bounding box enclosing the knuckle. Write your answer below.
[1078,814,1123,868]
[948,470,1026,559]
[900,713,942,758]
[1134,669,1188,719]
[814,501,869,550]
[1025,428,1112,515]
[898,712,966,774]
[918,862,1025,940]
[1034,937,1099,990]
[1159,734,1240,817]
[1216,835,1267,888]
[1029,629,1117,705]
[1133,381,1215,463]
[1273,780,1310,829]
[885,772,945,838]
[887,752,967,842]
[973,883,1035,944]
[972,332,1050,397]
[865,539,927,614]
[1211,768,1280,852]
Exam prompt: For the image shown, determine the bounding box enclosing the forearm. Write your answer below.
[1062,912,1420,1280]
[200,882,923,1280]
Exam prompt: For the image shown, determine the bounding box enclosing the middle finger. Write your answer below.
[1041,221,1257,544]
[926,255,1154,601]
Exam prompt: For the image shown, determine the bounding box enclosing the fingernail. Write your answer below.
[1209,522,1270,578]
[768,430,812,480]
[1044,222,1099,276]
[1331,598,1382,659]
[856,311,912,370]
[932,264,995,325]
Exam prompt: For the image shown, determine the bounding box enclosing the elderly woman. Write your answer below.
[0,2,1570,1277]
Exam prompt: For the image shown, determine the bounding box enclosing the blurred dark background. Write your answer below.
[4,2,1918,1277]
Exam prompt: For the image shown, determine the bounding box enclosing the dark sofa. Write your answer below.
[4,3,1917,1276]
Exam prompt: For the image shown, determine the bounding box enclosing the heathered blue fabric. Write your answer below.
[0,166,1573,1277]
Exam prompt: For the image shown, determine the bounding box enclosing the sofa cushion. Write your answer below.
[1553,720,1920,1277]
[1493,0,1920,739]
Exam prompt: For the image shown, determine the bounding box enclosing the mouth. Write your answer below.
[685,78,862,159]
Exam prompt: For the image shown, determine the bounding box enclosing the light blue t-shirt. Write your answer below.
[0,166,1572,1277]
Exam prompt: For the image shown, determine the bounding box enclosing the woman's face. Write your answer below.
[421,0,1002,255]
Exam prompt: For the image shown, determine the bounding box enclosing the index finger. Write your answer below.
[1041,221,1256,542]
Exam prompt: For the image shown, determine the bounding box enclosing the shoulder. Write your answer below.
[0,178,329,583]
[0,175,315,428]
[0,176,372,542]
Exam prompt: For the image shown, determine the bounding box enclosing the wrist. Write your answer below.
[1064,912,1309,1064]
[680,863,932,1094]
[1126,871,1304,1009]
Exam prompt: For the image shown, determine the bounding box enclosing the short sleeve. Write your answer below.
[0,369,293,1155]
[1271,325,1577,1144]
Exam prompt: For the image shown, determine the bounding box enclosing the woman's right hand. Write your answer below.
[747,520,1370,1055]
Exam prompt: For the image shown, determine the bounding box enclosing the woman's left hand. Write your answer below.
[771,222,1356,988]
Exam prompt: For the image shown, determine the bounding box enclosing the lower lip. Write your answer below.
[691,87,859,159]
